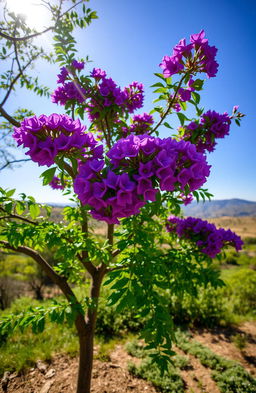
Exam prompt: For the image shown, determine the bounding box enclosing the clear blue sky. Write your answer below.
[1,0,256,203]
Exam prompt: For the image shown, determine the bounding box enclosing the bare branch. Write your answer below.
[0,158,31,171]
[0,26,54,42]
[0,53,40,108]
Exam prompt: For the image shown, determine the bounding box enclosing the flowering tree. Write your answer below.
[0,28,244,393]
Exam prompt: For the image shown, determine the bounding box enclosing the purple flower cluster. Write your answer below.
[52,82,87,106]
[180,110,231,153]
[53,60,86,105]
[49,176,65,190]
[123,82,144,113]
[90,68,107,80]
[107,134,210,192]
[122,113,154,136]
[13,114,100,167]
[74,163,146,224]
[71,60,85,70]
[57,67,69,84]
[160,30,218,79]
[166,216,243,258]
[74,134,210,224]
[87,76,144,123]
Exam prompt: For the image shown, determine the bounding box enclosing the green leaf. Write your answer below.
[176,112,188,126]
[191,92,200,105]
[192,79,204,91]
[154,73,167,82]
[150,82,165,88]
[29,204,40,219]
[6,189,15,197]
[40,167,57,186]
[163,122,173,129]
[16,201,25,215]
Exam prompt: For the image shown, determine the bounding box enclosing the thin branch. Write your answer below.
[0,0,84,43]
[0,27,54,42]
[0,158,31,171]
[0,53,40,108]
[107,265,128,272]
[59,0,84,19]
[150,73,187,134]
[0,206,38,225]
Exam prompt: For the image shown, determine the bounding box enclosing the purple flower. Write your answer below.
[57,67,69,84]
[71,60,85,70]
[160,30,218,79]
[49,176,65,190]
[13,114,99,167]
[159,55,184,78]
[118,173,136,191]
[190,30,208,46]
[166,216,243,258]
[90,68,107,80]
[178,88,191,102]
[180,110,231,153]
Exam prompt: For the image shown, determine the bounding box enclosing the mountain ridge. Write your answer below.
[183,198,256,218]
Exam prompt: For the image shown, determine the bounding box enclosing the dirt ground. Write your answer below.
[1,322,256,393]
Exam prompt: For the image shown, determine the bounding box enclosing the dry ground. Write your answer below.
[1,322,255,393]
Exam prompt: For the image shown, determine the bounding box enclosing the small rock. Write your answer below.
[45,368,55,379]
[9,372,18,380]
[39,380,54,393]
[109,363,120,368]
[36,360,48,373]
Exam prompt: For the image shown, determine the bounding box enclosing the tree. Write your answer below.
[0,23,244,393]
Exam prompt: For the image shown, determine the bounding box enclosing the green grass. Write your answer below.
[0,296,78,375]
[0,323,78,376]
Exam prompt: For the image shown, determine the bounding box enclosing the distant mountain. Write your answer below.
[183,199,256,218]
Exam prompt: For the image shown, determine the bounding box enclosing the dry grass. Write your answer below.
[208,216,256,239]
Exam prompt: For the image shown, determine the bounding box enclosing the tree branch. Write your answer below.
[150,73,187,134]
[0,240,75,301]
[78,204,97,276]
[0,53,40,108]
[0,204,39,225]
[0,27,54,42]
[0,158,31,171]
[0,106,20,127]
[0,239,88,335]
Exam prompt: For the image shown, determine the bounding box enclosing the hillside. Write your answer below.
[183,199,256,218]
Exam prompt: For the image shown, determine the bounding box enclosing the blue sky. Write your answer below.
[1,0,256,203]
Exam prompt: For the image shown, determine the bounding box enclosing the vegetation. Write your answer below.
[175,330,256,393]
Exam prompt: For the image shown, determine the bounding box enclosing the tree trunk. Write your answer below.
[75,270,105,393]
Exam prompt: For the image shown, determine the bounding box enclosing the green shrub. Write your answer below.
[128,357,185,393]
[212,366,256,393]
[95,290,143,338]
[169,285,227,327]
[175,330,256,393]
[224,269,256,315]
